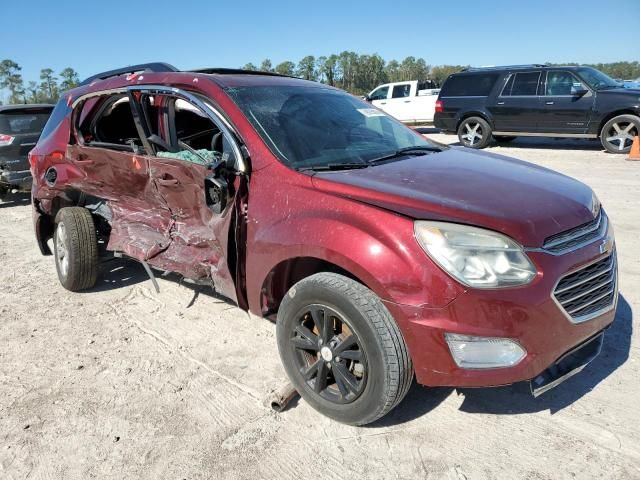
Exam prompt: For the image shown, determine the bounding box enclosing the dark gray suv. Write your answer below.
[0,104,53,199]
[434,65,640,154]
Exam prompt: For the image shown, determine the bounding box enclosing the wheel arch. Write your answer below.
[456,111,494,131]
[33,189,110,256]
[597,110,640,136]
[259,255,380,320]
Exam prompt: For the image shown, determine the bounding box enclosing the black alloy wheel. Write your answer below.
[290,304,367,404]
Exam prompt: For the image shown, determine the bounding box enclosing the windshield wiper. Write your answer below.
[367,145,441,165]
[297,163,370,172]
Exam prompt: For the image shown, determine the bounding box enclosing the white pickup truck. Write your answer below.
[365,80,440,124]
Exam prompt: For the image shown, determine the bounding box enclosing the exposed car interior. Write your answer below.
[80,94,227,165]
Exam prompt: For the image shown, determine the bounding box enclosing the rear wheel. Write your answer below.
[600,114,640,154]
[0,187,7,202]
[54,207,98,291]
[457,116,492,149]
[276,273,413,425]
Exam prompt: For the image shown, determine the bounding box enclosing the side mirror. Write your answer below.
[363,95,371,102]
[572,87,589,97]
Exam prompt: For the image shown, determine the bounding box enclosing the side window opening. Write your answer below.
[149,95,234,167]
[440,73,499,97]
[391,84,411,98]
[501,75,515,96]
[502,72,540,96]
[78,95,143,152]
[369,86,389,101]
[545,71,588,96]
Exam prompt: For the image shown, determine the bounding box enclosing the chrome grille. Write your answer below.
[554,254,617,323]
[543,210,606,253]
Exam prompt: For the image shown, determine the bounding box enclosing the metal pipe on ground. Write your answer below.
[265,383,299,412]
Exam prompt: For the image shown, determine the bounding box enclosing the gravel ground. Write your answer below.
[1,134,639,479]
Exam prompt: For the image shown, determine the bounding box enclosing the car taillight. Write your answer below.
[29,152,39,170]
[435,100,444,113]
[0,134,15,146]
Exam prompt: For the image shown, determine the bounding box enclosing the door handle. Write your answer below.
[380,102,387,105]
[157,177,178,186]
[75,154,94,165]
[546,101,555,105]
[157,173,179,186]
[497,101,505,105]
[403,100,411,103]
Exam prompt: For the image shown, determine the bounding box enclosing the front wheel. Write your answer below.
[457,116,492,149]
[276,273,413,425]
[600,115,640,154]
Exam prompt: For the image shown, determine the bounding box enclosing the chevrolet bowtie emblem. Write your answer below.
[599,237,614,255]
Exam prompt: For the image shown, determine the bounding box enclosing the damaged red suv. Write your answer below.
[30,63,618,425]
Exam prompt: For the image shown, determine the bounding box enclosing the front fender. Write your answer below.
[244,166,462,316]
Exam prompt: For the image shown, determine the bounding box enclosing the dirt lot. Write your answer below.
[1,134,639,479]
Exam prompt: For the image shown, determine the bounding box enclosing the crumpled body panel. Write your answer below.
[37,142,240,301]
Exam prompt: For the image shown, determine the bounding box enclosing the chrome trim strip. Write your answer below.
[566,286,615,314]
[551,252,618,324]
[526,212,608,256]
[558,275,614,304]
[71,87,128,107]
[554,259,614,294]
[492,131,598,138]
[544,211,603,250]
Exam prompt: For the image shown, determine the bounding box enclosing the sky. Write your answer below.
[1,0,639,86]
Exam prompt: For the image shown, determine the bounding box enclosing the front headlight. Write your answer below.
[414,221,536,288]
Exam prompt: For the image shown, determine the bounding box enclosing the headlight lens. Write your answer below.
[414,221,536,288]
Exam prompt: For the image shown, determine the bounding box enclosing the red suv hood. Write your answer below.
[311,148,596,247]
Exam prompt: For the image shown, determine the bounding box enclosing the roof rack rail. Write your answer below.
[462,64,547,72]
[188,67,292,78]
[80,62,179,86]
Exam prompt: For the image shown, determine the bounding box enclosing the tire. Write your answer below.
[493,135,517,143]
[53,207,98,291]
[457,116,492,149]
[0,187,7,202]
[600,114,640,154]
[276,272,413,425]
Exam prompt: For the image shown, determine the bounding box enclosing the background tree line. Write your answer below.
[248,55,640,94]
[2,55,639,105]
[242,54,467,95]
[0,59,80,105]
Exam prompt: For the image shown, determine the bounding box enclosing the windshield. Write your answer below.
[225,85,443,170]
[576,67,622,90]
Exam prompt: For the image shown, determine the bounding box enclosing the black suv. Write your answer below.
[0,104,54,198]
[434,65,640,154]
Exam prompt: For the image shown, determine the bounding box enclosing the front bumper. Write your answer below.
[530,330,604,397]
[384,236,617,389]
[0,167,32,190]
